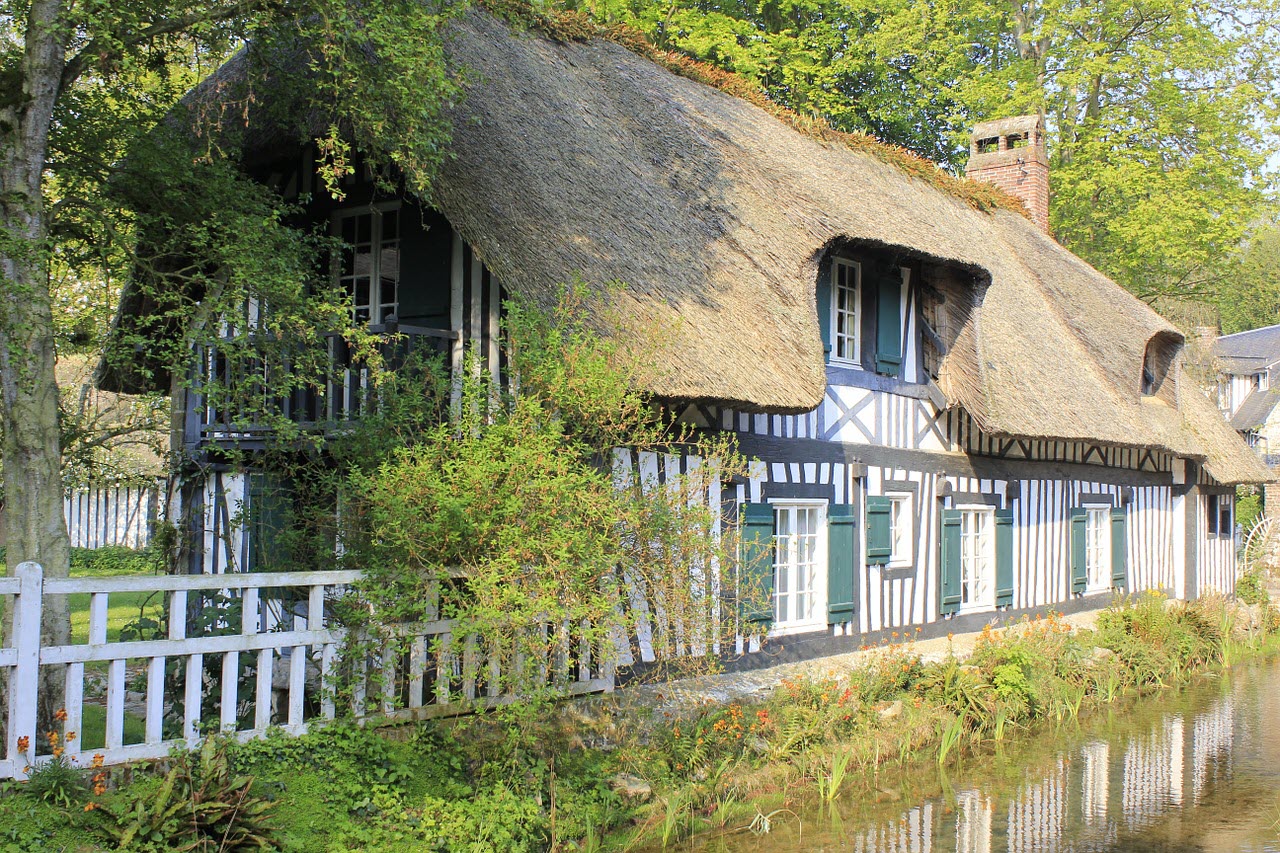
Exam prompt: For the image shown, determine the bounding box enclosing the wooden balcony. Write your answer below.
[189,323,456,447]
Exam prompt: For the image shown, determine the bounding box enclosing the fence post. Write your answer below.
[8,562,42,782]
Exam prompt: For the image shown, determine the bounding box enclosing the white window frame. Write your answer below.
[1083,503,1112,593]
[830,258,862,366]
[769,499,828,635]
[957,505,995,614]
[333,201,401,324]
[887,491,914,567]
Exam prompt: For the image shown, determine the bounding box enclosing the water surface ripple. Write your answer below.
[697,658,1280,852]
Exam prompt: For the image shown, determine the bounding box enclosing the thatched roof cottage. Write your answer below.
[139,6,1268,663]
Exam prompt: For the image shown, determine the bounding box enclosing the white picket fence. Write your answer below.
[64,484,159,550]
[0,563,614,781]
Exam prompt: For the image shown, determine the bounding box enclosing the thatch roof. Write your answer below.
[173,7,1270,485]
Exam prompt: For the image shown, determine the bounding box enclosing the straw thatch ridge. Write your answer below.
[158,7,1268,485]
[475,0,1028,218]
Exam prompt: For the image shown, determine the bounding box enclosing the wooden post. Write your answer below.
[9,563,42,782]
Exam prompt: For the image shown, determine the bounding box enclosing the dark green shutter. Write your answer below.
[827,504,856,622]
[866,496,893,565]
[995,508,1014,607]
[740,503,775,623]
[875,271,903,376]
[1111,506,1127,591]
[939,509,962,615]
[1070,508,1087,594]
[817,261,832,363]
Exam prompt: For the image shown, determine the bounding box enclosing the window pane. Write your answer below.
[380,247,400,284]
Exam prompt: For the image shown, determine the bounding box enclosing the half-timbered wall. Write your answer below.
[193,471,248,576]
[1197,492,1236,596]
[714,391,949,452]
[734,451,1184,635]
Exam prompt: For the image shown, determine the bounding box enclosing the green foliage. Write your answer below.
[0,780,104,852]
[332,289,750,710]
[22,755,89,810]
[1218,226,1280,334]
[1094,591,1225,687]
[100,737,277,852]
[1237,487,1264,533]
[1237,568,1269,607]
[229,721,621,852]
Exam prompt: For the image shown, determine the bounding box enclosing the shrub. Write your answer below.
[22,754,88,810]
[99,736,276,852]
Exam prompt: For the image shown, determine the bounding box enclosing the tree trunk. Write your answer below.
[0,0,71,736]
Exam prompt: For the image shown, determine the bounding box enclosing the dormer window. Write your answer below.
[820,248,918,382]
[831,259,861,364]
[1141,332,1181,398]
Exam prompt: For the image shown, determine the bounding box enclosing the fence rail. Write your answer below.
[1,563,613,781]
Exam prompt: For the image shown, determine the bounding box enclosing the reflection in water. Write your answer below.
[696,660,1280,852]
[956,790,991,853]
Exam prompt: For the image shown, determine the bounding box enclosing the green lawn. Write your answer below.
[2,545,165,644]
[67,585,165,644]
[66,547,166,643]
[78,703,148,750]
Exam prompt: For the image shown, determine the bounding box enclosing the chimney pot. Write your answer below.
[965,115,1050,235]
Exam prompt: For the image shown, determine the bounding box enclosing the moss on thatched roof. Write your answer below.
[168,5,1268,485]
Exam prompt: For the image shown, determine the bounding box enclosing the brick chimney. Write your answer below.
[965,115,1049,234]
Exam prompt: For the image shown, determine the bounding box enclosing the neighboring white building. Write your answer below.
[1214,324,1280,462]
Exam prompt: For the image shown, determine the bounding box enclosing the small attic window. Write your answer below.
[1007,134,1029,149]
[1141,332,1181,397]
[976,137,1000,154]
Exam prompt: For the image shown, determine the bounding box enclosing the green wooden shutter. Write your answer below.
[1111,506,1128,591]
[827,504,856,622]
[995,508,1014,607]
[817,262,832,363]
[875,271,903,376]
[740,503,775,623]
[939,509,962,615]
[1070,507,1087,594]
[866,496,893,565]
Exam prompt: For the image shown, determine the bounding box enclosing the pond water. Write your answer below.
[694,658,1280,852]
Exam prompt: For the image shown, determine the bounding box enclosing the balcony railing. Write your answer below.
[191,323,456,445]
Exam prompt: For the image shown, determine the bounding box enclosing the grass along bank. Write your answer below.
[0,591,1274,852]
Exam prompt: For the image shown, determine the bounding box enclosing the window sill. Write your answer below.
[883,562,916,579]
[825,364,935,400]
[770,621,829,637]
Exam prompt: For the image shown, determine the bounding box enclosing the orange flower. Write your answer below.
[90,754,105,768]
[65,731,76,742]
[84,802,99,812]
[46,731,58,745]
[54,708,67,722]
[51,746,64,758]
[16,736,29,753]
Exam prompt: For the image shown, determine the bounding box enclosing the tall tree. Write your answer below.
[1217,223,1280,334]
[0,0,459,727]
